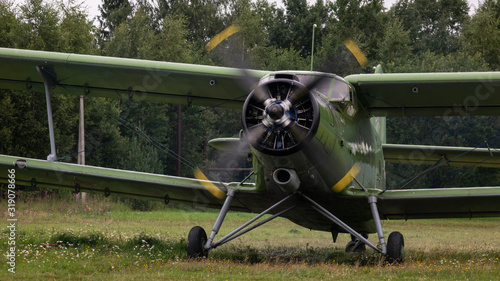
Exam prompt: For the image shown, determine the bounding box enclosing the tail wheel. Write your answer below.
[187,226,208,258]
[386,231,405,264]
[345,241,366,253]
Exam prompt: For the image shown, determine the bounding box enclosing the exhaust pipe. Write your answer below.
[273,168,300,193]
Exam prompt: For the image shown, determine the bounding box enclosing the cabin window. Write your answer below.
[328,79,351,102]
[264,73,353,104]
[296,75,351,102]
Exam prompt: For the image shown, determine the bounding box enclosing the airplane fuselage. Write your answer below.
[243,72,386,234]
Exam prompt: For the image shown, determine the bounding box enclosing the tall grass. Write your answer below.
[1,194,499,280]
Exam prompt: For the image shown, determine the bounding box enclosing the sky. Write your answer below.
[11,0,484,21]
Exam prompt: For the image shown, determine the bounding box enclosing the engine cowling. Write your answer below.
[242,77,320,156]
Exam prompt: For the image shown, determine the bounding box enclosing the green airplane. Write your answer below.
[1,47,500,264]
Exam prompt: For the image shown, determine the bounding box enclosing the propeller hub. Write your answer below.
[268,104,284,120]
[263,101,291,128]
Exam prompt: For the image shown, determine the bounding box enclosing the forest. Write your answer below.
[1,0,500,192]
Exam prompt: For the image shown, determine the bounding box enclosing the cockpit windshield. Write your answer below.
[296,75,351,102]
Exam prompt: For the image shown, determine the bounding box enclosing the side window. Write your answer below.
[307,76,350,102]
[331,80,357,117]
[297,75,354,109]
[329,80,350,101]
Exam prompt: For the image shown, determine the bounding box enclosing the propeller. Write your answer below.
[241,77,320,155]
[196,25,369,189]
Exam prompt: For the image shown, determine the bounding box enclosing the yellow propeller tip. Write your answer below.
[343,39,369,68]
[206,25,240,52]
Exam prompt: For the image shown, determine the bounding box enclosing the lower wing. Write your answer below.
[383,144,500,168]
[0,154,259,211]
[378,187,500,219]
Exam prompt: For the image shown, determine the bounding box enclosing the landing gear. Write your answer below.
[186,191,405,263]
[303,194,405,263]
[386,231,405,264]
[187,226,208,258]
[187,190,297,259]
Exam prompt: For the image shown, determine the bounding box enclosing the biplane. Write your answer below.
[1,46,499,263]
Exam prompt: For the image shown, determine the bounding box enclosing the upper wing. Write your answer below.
[0,154,261,211]
[0,48,275,213]
[345,72,500,117]
[378,187,500,219]
[0,47,269,108]
[383,144,500,168]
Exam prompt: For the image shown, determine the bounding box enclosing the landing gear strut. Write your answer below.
[187,190,297,259]
[302,194,404,263]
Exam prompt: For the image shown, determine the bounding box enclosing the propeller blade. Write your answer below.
[194,168,227,199]
[286,76,322,105]
[246,123,268,144]
[248,80,271,104]
[288,122,309,143]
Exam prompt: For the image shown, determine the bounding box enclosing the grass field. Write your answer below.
[1,195,499,280]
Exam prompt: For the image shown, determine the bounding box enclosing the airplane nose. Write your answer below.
[242,78,319,155]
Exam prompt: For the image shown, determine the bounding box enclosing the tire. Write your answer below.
[386,231,405,264]
[187,226,208,258]
[345,241,366,253]
[345,241,357,252]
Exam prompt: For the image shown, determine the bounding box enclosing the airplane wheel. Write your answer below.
[187,226,208,258]
[345,241,366,252]
[345,241,356,252]
[386,231,405,264]
[355,243,366,252]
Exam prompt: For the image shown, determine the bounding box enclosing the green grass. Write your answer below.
[1,195,499,280]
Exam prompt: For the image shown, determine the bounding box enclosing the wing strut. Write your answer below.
[36,66,58,161]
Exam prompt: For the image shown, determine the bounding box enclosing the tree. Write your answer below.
[0,94,17,154]
[16,0,62,51]
[119,135,164,173]
[315,0,386,75]
[97,0,133,45]
[268,0,329,58]
[142,14,196,62]
[461,0,500,70]
[391,0,469,55]
[157,0,229,51]
[60,0,96,54]
[80,97,124,168]
[382,50,490,73]
[378,17,412,62]
[329,0,386,57]
[264,48,308,70]
[0,1,19,48]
